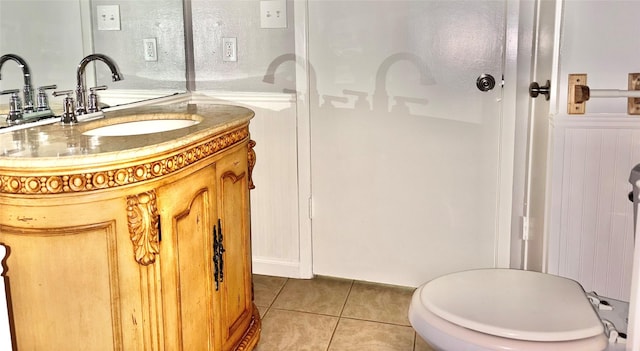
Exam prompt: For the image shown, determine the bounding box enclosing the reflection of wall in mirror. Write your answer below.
[2,0,303,98]
[0,0,83,98]
[91,0,187,91]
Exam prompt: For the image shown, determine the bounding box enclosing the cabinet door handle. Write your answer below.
[217,218,225,284]
[212,219,225,291]
[213,224,220,291]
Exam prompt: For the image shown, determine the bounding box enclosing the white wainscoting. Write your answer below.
[192,92,303,278]
[548,115,640,301]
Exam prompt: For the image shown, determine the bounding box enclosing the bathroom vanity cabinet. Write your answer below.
[0,104,259,351]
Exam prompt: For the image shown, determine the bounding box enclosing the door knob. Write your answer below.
[476,74,496,92]
[529,80,551,100]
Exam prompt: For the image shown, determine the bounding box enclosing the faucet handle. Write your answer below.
[0,89,20,96]
[87,85,108,113]
[1,89,23,123]
[53,90,78,124]
[36,84,57,111]
[89,85,108,93]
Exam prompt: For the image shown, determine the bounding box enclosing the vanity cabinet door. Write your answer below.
[0,196,136,351]
[156,164,218,351]
[215,145,254,351]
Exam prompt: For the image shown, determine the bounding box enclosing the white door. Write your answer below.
[308,0,511,286]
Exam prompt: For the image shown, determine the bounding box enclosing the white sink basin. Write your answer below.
[83,119,199,136]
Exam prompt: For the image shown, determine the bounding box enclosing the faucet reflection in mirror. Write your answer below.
[0,54,58,125]
[75,53,123,115]
[0,53,34,114]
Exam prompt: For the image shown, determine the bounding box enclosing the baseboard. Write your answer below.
[252,257,311,279]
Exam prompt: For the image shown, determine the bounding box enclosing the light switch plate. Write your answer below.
[96,5,121,31]
[260,1,287,29]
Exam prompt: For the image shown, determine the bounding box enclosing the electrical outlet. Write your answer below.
[96,5,121,31]
[260,1,287,29]
[143,38,158,62]
[222,37,237,62]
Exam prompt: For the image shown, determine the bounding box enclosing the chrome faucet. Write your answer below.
[75,54,122,115]
[0,54,35,113]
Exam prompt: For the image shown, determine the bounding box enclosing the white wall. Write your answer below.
[556,0,640,116]
[191,0,296,93]
[307,0,514,286]
[546,0,640,300]
[0,0,84,94]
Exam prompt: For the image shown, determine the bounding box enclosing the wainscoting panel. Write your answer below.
[194,92,303,278]
[548,116,640,301]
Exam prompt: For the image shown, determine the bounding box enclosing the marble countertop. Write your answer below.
[0,102,254,170]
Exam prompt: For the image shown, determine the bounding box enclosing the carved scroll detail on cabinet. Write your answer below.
[0,126,249,195]
[248,139,256,190]
[127,190,160,265]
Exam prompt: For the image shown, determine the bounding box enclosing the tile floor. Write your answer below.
[252,275,435,351]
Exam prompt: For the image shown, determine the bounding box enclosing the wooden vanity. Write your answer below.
[0,103,260,350]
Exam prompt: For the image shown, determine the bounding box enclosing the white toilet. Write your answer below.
[408,269,609,351]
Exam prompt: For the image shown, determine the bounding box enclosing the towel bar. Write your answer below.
[568,73,640,115]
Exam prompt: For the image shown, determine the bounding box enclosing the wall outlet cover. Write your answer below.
[222,37,237,62]
[143,38,158,62]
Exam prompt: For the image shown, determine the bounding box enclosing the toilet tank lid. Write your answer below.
[419,269,604,342]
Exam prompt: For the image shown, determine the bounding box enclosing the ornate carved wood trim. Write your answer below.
[0,126,249,195]
[139,255,164,350]
[127,191,160,266]
[234,304,262,351]
[221,170,247,185]
[247,139,256,190]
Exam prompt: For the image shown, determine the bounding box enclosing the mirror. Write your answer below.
[0,0,186,125]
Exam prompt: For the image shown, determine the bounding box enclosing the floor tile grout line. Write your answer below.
[324,279,355,351]
[260,277,289,319]
[266,307,342,319]
[269,277,289,308]
[339,280,355,318]
[264,307,412,328]
[336,316,413,328]
[254,275,425,350]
